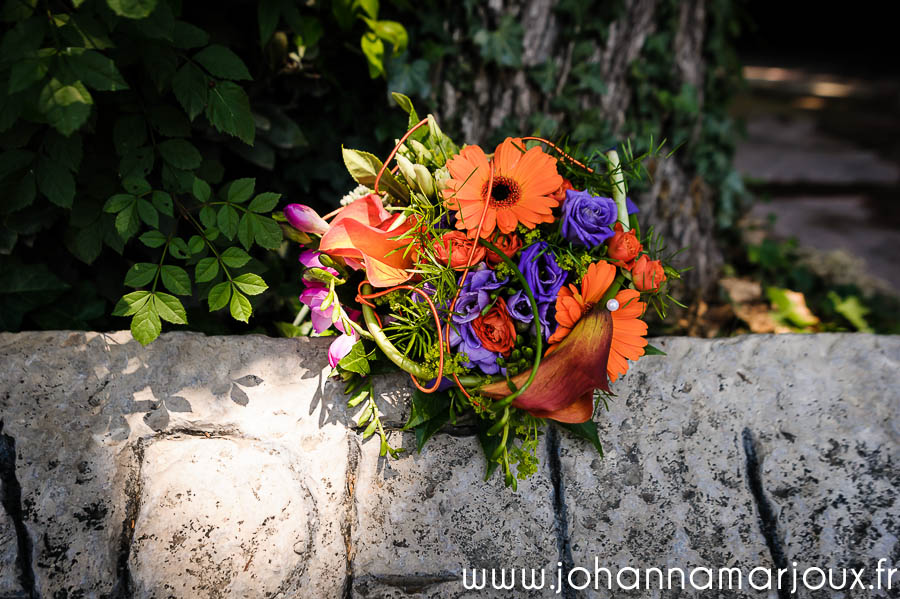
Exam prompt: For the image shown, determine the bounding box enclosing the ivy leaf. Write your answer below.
[360,32,385,78]
[172,62,208,121]
[112,289,151,316]
[136,198,158,227]
[151,190,173,217]
[219,247,249,268]
[139,230,167,248]
[107,0,158,19]
[336,341,371,376]
[153,291,187,324]
[206,81,255,145]
[67,50,129,91]
[248,192,280,213]
[160,265,191,295]
[194,256,219,283]
[38,79,93,136]
[253,215,283,249]
[124,262,158,287]
[217,205,239,239]
[232,272,267,295]
[193,44,252,81]
[229,288,252,322]
[36,157,75,208]
[207,280,231,311]
[192,177,211,202]
[227,178,255,203]
[130,298,161,345]
[558,420,603,455]
[158,139,201,170]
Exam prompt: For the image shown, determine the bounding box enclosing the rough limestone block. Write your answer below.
[350,433,560,599]
[1,479,24,597]
[560,335,777,599]
[743,334,900,598]
[130,436,348,597]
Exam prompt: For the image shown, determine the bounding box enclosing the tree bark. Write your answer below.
[432,0,722,298]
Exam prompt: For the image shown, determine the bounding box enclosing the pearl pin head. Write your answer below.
[606,298,620,312]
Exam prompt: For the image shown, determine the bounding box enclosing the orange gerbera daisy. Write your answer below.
[442,137,563,239]
[547,261,648,382]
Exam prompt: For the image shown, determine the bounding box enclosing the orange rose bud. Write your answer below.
[607,222,642,270]
[486,233,523,265]
[472,297,517,355]
[632,255,666,292]
[433,231,486,270]
[551,179,575,203]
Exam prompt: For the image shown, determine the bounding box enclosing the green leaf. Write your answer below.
[248,191,280,213]
[151,190,173,217]
[172,21,209,49]
[220,246,251,268]
[124,262,158,287]
[187,235,205,255]
[105,193,136,213]
[44,131,83,172]
[274,321,306,338]
[644,343,667,356]
[123,176,151,195]
[257,0,281,43]
[217,205,239,239]
[66,223,103,264]
[130,299,161,346]
[229,288,252,322]
[558,420,604,455]
[172,63,208,121]
[107,0,158,19]
[67,50,128,91]
[403,388,451,430]
[206,81,254,144]
[36,157,75,208]
[391,91,417,117]
[237,213,255,249]
[207,280,231,311]
[115,202,140,241]
[192,177,211,202]
[476,423,504,481]
[112,290,151,316]
[139,230,167,248]
[4,171,36,213]
[232,272,267,295]
[356,0,378,19]
[0,150,35,180]
[414,410,449,453]
[160,265,190,295]
[119,147,154,180]
[227,178,255,203]
[148,105,191,137]
[336,341,370,375]
[169,236,189,259]
[194,256,219,283]
[113,115,147,156]
[360,32,384,78]
[38,79,93,136]
[136,198,158,227]
[363,18,407,54]
[341,147,408,201]
[8,54,49,94]
[193,44,252,81]
[158,139,201,170]
[253,215,283,249]
[197,205,216,229]
[153,291,187,324]
[473,15,524,68]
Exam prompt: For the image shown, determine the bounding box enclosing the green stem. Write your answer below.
[606,149,629,231]
[600,273,624,304]
[361,284,433,380]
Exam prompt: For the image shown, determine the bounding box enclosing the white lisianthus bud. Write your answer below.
[413,164,435,198]
[395,154,418,189]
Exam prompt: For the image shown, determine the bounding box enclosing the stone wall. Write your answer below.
[0,331,897,598]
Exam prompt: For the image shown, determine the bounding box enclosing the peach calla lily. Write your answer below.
[318,194,418,287]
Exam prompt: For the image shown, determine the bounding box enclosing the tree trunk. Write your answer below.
[431,0,722,298]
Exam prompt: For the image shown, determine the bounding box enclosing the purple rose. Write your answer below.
[561,189,618,246]
[626,197,639,214]
[449,322,502,375]
[518,242,566,303]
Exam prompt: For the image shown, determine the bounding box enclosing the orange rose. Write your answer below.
[433,231,486,270]
[551,178,574,203]
[486,233,523,265]
[632,255,666,292]
[607,222,642,270]
[472,297,517,355]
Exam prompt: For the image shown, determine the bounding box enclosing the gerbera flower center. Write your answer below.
[483,176,521,207]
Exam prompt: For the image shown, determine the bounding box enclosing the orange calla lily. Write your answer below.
[479,305,613,423]
[319,194,419,287]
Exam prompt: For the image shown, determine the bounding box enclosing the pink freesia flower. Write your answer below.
[328,331,359,368]
[285,204,330,235]
[298,281,361,334]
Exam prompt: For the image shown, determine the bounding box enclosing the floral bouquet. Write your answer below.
[283,95,680,489]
